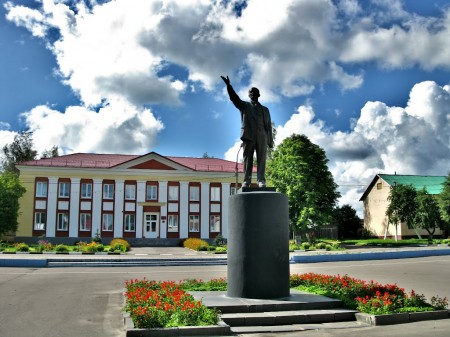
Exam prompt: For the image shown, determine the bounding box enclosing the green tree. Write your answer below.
[333,204,362,239]
[413,188,446,241]
[267,134,340,238]
[41,145,59,159]
[386,184,418,241]
[0,172,26,236]
[1,131,37,174]
[438,173,450,226]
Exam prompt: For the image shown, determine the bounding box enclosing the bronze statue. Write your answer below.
[221,76,273,187]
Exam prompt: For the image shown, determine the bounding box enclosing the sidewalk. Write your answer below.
[1,245,450,267]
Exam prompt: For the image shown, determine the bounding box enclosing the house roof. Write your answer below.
[17,152,247,173]
[359,174,446,201]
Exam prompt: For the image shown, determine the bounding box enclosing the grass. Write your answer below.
[342,238,432,247]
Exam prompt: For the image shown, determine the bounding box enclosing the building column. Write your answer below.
[114,180,124,238]
[46,177,58,237]
[159,181,168,238]
[200,182,210,239]
[92,179,102,238]
[69,178,80,238]
[179,181,189,239]
[136,181,146,239]
[221,182,231,239]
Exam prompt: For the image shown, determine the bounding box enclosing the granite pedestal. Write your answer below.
[227,189,290,299]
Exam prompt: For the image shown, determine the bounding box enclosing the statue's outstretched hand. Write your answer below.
[220,75,230,86]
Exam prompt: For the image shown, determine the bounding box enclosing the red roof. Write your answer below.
[18,152,248,173]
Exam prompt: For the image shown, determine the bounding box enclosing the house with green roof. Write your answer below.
[359,174,446,239]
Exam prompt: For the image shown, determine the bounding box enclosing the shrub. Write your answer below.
[36,240,53,252]
[96,244,105,252]
[85,242,98,253]
[183,238,209,251]
[55,244,69,252]
[15,243,29,252]
[92,230,102,244]
[301,242,311,250]
[316,242,327,249]
[325,244,332,251]
[213,234,227,246]
[215,246,227,253]
[110,238,130,251]
[207,246,216,251]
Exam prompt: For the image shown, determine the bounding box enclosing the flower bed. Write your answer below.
[290,272,448,314]
[124,279,220,329]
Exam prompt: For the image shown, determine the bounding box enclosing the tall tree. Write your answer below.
[0,172,26,236]
[267,134,340,237]
[413,188,446,241]
[386,184,418,241]
[333,204,362,239]
[41,145,59,159]
[438,173,450,226]
[1,131,37,174]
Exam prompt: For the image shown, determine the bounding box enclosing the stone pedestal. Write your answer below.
[227,190,290,299]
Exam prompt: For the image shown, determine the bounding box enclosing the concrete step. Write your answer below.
[230,321,368,334]
[221,308,357,326]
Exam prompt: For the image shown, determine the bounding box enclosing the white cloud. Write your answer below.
[225,81,450,216]
[22,99,164,155]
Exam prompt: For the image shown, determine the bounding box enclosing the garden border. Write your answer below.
[355,310,450,325]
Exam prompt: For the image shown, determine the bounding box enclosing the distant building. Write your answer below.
[359,174,446,239]
[16,152,247,244]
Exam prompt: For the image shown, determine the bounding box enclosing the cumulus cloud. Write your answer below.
[225,81,450,215]
[22,99,163,155]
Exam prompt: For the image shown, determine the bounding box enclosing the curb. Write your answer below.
[355,310,450,326]
[290,248,450,263]
[0,258,47,268]
[124,314,231,337]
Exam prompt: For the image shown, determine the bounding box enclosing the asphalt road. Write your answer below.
[1,256,450,337]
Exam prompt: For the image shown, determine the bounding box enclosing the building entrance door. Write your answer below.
[143,212,159,238]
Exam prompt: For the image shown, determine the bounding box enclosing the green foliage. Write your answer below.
[14,243,29,252]
[183,238,209,251]
[413,188,446,240]
[342,238,429,246]
[267,134,340,234]
[386,184,418,230]
[333,204,362,239]
[55,244,69,252]
[213,234,226,246]
[1,131,37,174]
[215,246,227,253]
[180,278,227,291]
[95,244,105,252]
[110,238,130,251]
[437,173,450,224]
[0,172,26,236]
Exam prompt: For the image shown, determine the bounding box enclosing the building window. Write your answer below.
[168,215,179,232]
[211,187,221,202]
[34,212,46,230]
[146,185,158,201]
[124,214,135,232]
[81,183,92,199]
[125,184,136,200]
[103,183,114,199]
[102,213,114,232]
[376,183,382,190]
[36,181,48,197]
[189,215,200,232]
[80,213,92,231]
[210,215,221,232]
[58,182,70,198]
[168,186,179,201]
[189,186,200,201]
[57,213,69,231]
[230,187,238,195]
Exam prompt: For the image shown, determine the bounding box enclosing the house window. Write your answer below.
[34,212,46,230]
[189,215,200,232]
[146,185,158,201]
[58,182,70,198]
[189,186,200,201]
[103,183,114,199]
[124,214,135,232]
[210,215,221,232]
[211,187,221,201]
[376,183,382,190]
[57,213,69,231]
[36,181,48,197]
[81,183,92,199]
[168,215,179,232]
[125,184,136,200]
[168,186,179,201]
[80,213,92,231]
[102,213,114,232]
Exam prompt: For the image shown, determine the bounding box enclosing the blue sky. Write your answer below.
[1,0,450,213]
